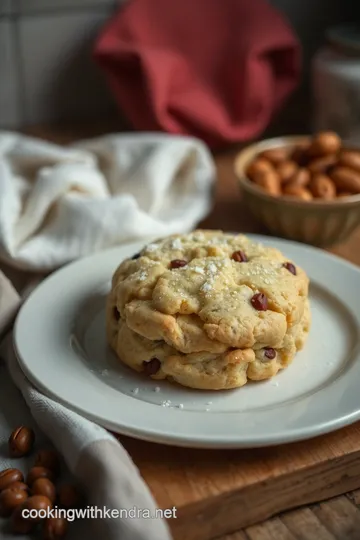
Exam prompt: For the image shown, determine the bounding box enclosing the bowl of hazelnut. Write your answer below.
[234,131,360,246]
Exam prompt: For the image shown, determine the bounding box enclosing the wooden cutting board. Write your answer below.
[118,424,360,540]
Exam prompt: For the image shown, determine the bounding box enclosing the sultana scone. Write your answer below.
[106,230,310,390]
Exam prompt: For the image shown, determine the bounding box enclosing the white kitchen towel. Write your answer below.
[0,273,172,540]
[0,132,215,271]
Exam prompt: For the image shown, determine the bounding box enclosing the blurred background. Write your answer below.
[1,0,360,136]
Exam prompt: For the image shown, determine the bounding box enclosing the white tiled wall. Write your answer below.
[18,10,116,124]
[0,0,359,130]
[0,20,21,126]
[0,0,121,128]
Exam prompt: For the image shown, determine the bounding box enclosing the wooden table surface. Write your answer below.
[24,124,360,540]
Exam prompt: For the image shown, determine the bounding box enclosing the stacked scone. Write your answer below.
[106,230,310,390]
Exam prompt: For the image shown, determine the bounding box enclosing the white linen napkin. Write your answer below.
[0,273,173,540]
[0,130,215,538]
[0,132,215,271]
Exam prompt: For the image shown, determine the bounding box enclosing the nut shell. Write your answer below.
[330,167,360,193]
[35,450,61,476]
[252,170,281,196]
[276,160,298,184]
[309,131,341,156]
[58,484,82,509]
[339,150,360,173]
[0,469,24,492]
[32,478,56,504]
[260,147,289,164]
[310,174,336,199]
[23,495,53,522]
[43,517,68,540]
[246,158,273,180]
[0,487,28,517]
[283,184,313,200]
[12,505,35,534]
[308,154,338,174]
[27,467,54,487]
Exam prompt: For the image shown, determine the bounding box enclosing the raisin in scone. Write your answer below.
[106,230,310,390]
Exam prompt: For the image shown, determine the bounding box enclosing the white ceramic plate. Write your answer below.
[14,235,360,448]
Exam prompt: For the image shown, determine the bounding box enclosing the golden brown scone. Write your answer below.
[107,230,310,390]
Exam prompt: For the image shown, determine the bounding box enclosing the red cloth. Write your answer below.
[94,0,300,149]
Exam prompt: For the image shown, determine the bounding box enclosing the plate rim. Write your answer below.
[13,234,360,448]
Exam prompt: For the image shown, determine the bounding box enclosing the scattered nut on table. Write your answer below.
[43,516,68,539]
[32,478,57,504]
[0,486,28,517]
[58,483,82,509]
[8,426,35,458]
[27,466,55,486]
[35,449,61,476]
[0,469,24,492]
[0,426,83,538]
[245,131,360,199]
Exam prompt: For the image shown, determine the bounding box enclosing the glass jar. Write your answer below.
[312,25,360,142]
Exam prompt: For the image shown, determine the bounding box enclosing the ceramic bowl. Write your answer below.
[234,136,360,246]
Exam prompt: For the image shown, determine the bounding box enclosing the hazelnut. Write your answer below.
[309,131,341,156]
[339,150,360,172]
[286,168,310,188]
[35,449,61,476]
[276,160,298,183]
[260,147,289,164]
[283,184,313,201]
[310,174,336,199]
[43,517,68,540]
[58,484,82,509]
[0,487,28,517]
[252,170,281,196]
[23,495,53,522]
[291,142,311,166]
[246,157,273,180]
[27,467,54,487]
[32,478,56,504]
[330,167,360,193]
[307,154,338,174]
[10,481,30,492]
[0,468,24,492]
[12,505,34,534]
[8,426,35,458]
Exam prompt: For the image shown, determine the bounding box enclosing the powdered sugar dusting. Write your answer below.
[201,282,212,292]
[171,238,182,250]
[207,263,217,275]
[145,243,158,252]
[138,271,147,281]
[162,400,172,407]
